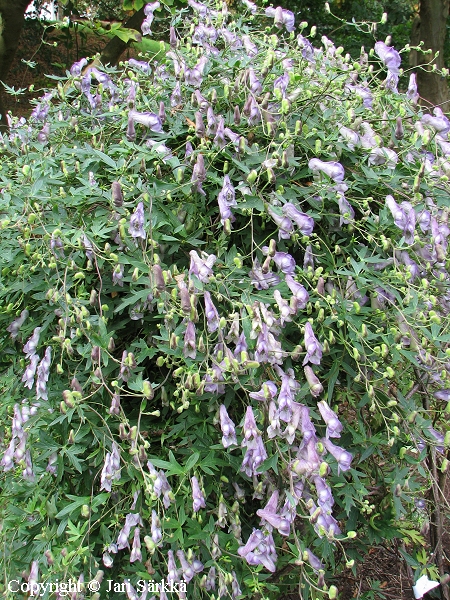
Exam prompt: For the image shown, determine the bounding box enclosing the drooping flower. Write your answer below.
[129,202,146,239]
[322,437,352,473]
[303,322,322,366]
[189,250,216,282]
[385,195,416,244]
[265,6,295,32]
[257,490,291,536]
[184,321,197,359]
[128,109,163,132]
[238,529,277,572]
[374,41,401,73]
[191,476,206,512]
[285,274,309,310]
[100,443,121,492]
[304,366,323,398]
[368,147,398,168]
[23,327,41,358]
[219,405,237,448]
[36,347,51,401]
[309,158,345,182]
[317,400,342,437]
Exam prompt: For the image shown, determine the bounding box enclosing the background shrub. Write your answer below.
[0,1,449,598]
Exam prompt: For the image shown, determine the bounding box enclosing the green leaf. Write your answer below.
[184,452,200,473]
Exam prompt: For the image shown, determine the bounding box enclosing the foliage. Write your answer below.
[0,1,449,599]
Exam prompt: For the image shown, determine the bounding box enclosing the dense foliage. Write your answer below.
[0,1,450,598]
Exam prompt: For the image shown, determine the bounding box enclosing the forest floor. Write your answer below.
[4,18,449,600]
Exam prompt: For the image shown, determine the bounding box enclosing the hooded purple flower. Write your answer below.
[304,365,323,398]
[191,153,207,196]
[191,476,206,512]
[309,159,345,182]
[129,202,146,239]
[219,405,237,448]
[385,195,416,244]
[238,529,277,572]
[374,41,401,73]
[322,437,352,473]
[23,327,41,358]
[36,347,51,401]
[303,322,322,366]
[317,400,342,438]
[266,205,294,240]
[100,443,121,492]
[265,6,295,32]
[189,250,216,282]
[282,203,315,236]
[128,109,163,132]
[338,194,355,225]
[249,258,281,290]
[184,321,197,359]
[285,274,309,311]
[217,175,237,225]
[249,381,278,402]
[274,289,294,325]
[203,291,219,332]
[257,490,291,536]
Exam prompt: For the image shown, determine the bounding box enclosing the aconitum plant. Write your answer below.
[0,1,449,598]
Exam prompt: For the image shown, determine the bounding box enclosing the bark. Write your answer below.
[415,0,450,111]
[0,0,32,129]
[99,6,146,67]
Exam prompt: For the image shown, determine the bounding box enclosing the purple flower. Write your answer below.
[170,81,183,107]
[191,153,206,196]
[151,509,162,544]
[368,147,398,168]
[338,194,355,225]
[304,366,323,398]
[130,527,142,563]
[304,548,323,572]
[185,56,207,87]
[112,264,124,287]
[70,57,88,76]
[214,116,226,148]
[303,322,322,366]
[238,529,277,572]
[128,110,163,132]
[273,290,294,324]
[191,476,206,512]
[385,195,416,244]
[189,250,216,282]
[314,476,334,512]
[322,437,352,473]
[374,41,401,73]
[303,245,314,270]
[22,354,39,390]
[218,175,237,225]
[265,6,295,32]
[309,159,345,182]
[129,202,146,239]
[203,291,219,332]
[23,327,41,358]
[243,34,258,56]
[184,321,197,359]
[266,205,294,240]
[406,73,419,104]
[206,106,217,135]
[100,443,121,492]
[274,72,290,97]
[241,436,267,477]
[219,405,237,447]
[283,203,315,236]
[285,274,309,310]
[36,347,51,401]
[249,258,281,290]
[257,490,291,536]
[318,400,342,438]
[249,381,278,402]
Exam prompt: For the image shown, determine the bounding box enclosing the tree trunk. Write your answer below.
[99,7,146,67]
[0,0,32,129]
[416,0,450,111]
